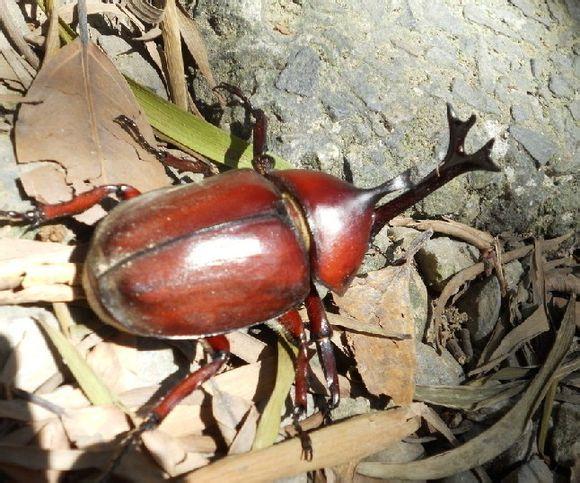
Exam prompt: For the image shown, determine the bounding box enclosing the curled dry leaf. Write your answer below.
[61,405,129,448]
[469,305,550,376]
[334,265,418,405]
[209,382,253,446]
[15,38,169,224]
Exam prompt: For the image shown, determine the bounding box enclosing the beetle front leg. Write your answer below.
[0,184,141,225]
[305,283,340,410]
[114,115,217,177]
[214,83,275,175]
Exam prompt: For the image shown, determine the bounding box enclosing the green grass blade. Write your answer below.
[252,334,296,450]
[36,316,118,407]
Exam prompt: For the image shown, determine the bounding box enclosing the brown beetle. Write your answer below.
[1,89,499,454]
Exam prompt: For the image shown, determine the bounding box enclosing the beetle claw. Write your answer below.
[0,208,43,226]
[292,414,314,461]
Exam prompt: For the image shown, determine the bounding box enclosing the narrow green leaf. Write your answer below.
[127,79,268,169]
[252,335,296,450]
[36,316,118,407]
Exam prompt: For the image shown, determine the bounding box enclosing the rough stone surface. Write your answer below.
[97,35,167,99]
[504,260,524,292]
[190,0,578,237]
[415,343,465,385]
[276,47,320,97]
[509,125,559,166]
[457,276,501,344]
[415,237,479,291]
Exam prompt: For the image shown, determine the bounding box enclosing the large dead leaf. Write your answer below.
[334,265,419,405]
[15,38,169,223]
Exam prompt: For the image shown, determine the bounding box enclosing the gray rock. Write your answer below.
[503,260,524,292]
[416,237,479,291]
[551,402,580,466]
[569,99,580,121]
[330,396,371,421]
[97,35,167,99]
[510,125,558,165]
[451,78,501,115]
[415,343,465,385]
[463,3,520,38]
[530,58,547,79]
[276,47,320,97]
[511,103,532,123]
[509,0,552,27]
[502,457,554,483]
[457,276,501,344]
[548,74,574,98]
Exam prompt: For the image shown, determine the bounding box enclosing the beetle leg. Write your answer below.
[102,336,230,479]
[214,83,275,175]
[278,310,309,413]
[114,115,216,177]
[0,184,141,226]
[278,309,313,460]
[305,283,340,410]
[144,335,230,426]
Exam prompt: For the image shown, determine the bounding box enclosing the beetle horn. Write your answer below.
[370,104,500,236]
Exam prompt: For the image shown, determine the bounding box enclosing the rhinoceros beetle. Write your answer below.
[1,85,499,457]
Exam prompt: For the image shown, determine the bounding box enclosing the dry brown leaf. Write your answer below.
[124,0,164,24]
[44,0,61,61]
[161,0,188,110]
[15,38,169,224]
[227,331,269,363]
[0,2,40,69]
[61,405,129,448]
[391,216,495,250]
[142,430,210,476]
[228,405,259,455]
[334,266,417,405]
[86,334,179,394]
[0,443,163,480]
[469,305,550,376]
[149,358,275,438]
[176,5,220,95]
[210,382,253,446]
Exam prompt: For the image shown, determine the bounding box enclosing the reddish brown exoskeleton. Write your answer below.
[1,86,499,460]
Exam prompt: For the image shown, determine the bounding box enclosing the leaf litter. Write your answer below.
[0,2,578,482]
